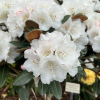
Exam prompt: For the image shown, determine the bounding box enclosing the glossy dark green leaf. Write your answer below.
[0,65,9,87]
[19,86,29,100]
[13,70,33,86]
[50,81,62,100]
[38,80,48,96]
[62,15,70,24]
[10,41,30,47]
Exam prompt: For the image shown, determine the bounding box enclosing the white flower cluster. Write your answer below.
[0,30,19,63]
[6,0,64,37]
[0,0,100,84]
[23,31,80,84]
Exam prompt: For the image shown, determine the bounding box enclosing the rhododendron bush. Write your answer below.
[0,0,100,99]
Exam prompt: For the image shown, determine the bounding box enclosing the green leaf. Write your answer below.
[79,70,86,76]
[0,65,9,87]
[19,86,29,100]
[38,80,48,96]
[27,79,34,89]
[78,66,83,71]
[15,53,24,61]
[76,73,82,81]
[62,15,70,24]
[75,95,79,100]
[83,92,90,100]
[93,77,99,97]
[10,41,30,47]
[80,47,87,57]
[50,81,62,100]
[48,28,55,33]
[89,55,100,59]
[86,90,96,100]
[13,71,33,86]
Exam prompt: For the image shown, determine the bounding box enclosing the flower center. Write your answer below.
[50,15,58,20]
[5,3,11,8]
[43,50,51,57]
[70,28,77,34]
[38,18,45,23]
[58,50,69,59]
[68,7,74,13]
[47,62,57,74]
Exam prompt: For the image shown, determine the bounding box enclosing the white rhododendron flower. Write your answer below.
[87,26,100,44]
[84,13,100,30]
[74,34,89,50]
[39,57,67,84]
[55,40,80,65]
[0,30,19,63]
[69,19,86,39]
[0,30,11,62]
[23,31,80,84]
[49,5,64,29]
[62,0,81,15]
[29,8,53,31]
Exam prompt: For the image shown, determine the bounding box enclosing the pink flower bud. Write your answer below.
[21,65,25,70]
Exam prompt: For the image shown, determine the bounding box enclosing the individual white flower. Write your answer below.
[58,18,72,34]
[6,2,29,37]
[37,0,56,10]
[81,0,95,9]
[0,0,19,23]
[68,60,80,77]
[92,37,100,52]
[61,0,81,15]
[39,31,64,46]
[74,33,89,50]
[17,9,30,27]
[25,0,37,13]
[7,21,24,38]
[0,30,11,62]
[38,57,67,84]
[29,8,53,31]
[36,42,54,58]
[55,40,80,65]
[24,47,41,77]
[69,19,86,40]
[0,42,10,62]
[75,6,95,20]
[87,25,100,44]
[49,5,64,29]
[84,13,100,29]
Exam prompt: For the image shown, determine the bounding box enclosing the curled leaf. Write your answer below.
[72,13,88,22]
[25,20,39,29]
[26,29,42,42]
